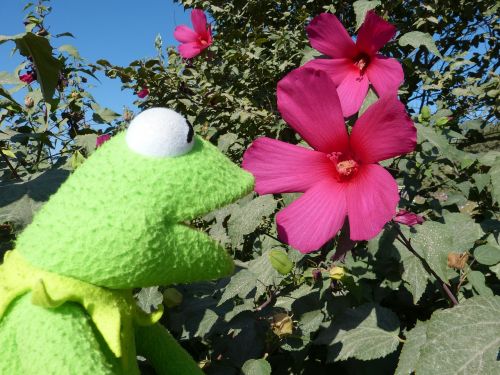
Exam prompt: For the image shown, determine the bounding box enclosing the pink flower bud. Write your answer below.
[137,88,149,98]
[394,210,424,226]
[19,71,36,84]
[96,134,111,148]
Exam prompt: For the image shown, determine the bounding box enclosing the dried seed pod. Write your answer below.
[447,252,469,270]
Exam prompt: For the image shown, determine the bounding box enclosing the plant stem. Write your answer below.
[393,223,458,307]
[0,149,22,180]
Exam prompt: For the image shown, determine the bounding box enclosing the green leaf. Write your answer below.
[135,286,163,314]
[410,221,455,282]
[90,102,120,124]
[241,359,272,375]
[75,134,97,154]
[472,173,490,193]
[489,163,500,204]
[248,250,284,297]
[401,254,430,304]
[58,44,81,59]
[227,195,277,246]
[217,132,238,153]
[300,45,321,65]
[316,303,400,361]
[399,31,442,58]
[474,236,500,265]
[395,321,427,375]
[442,212,482,252]
[467,271,494,296]
[268,249,293,275]
[353,0,381,29]
[0,71,21,85]
[194,309,219,337]
[218,269,257,306]
[416,296,500,375]
[3,32,63,101]
[359,87,378,115]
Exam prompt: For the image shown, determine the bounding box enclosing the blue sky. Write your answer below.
[0,0,191,114]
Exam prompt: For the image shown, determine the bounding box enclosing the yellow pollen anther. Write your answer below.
[336,159,358,177]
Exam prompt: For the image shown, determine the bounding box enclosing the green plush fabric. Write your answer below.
[0,250,162,374]
[15,133,254,288]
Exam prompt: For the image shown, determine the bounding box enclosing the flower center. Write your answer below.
[327,152,359,181]
[336,159,359,178]
[354,53,370,74]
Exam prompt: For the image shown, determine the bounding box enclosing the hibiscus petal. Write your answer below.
[302,58,354,86]
[191,9,208,35]
[306,13,357,59]
[356,11,396,55]
[277,68,349,154]
[178,42,203,59]
[350,95,416,163]
[277,180,347,253]
[173,25,198,43]
[346,164,399,240]
[367,55,404,96]
[242,137,334,194]
[336,68,369,117]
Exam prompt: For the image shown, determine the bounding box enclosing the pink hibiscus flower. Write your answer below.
[137,88,149,99]
[174,9,212,59]
[304,11,403,117]
[242,68,416,253]
[96,134,111,148]
[19,71,36,84]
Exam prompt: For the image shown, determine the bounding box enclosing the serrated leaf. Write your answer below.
[227,195,277,246]
[467,271,494,296]
[316,303,400,361]
[90,102,120,124]
[195,309,219,337]
[402,254,429,304]
[399,31,442,58]
[248,250,284,297]
[2,32,63,101]
[218,269,257,306]
[416,296,500,375]
[135,286,163,314]
[58,44,81,59]
[217,132,238,153]
[395,321,427,375]
[75,134,98,154]
[241,359,272,375]
[353,0,381,29]
[442,212,483,252]
[489,163,500,204]
[472,173,490,193]
[299,310,324,336]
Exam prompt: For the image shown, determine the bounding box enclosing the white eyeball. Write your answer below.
[126,107,194,157]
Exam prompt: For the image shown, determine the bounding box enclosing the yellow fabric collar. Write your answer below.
[0,250,163,373]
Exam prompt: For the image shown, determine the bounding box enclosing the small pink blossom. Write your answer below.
[394,210,424,226]
[303,11,403,117]
[242,68,416,253]
[96,134,111,148]
[137,88,149,99]
[19,71,36,84]
[174,9,212,59]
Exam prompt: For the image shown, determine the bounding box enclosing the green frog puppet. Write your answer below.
[0,108,254,374]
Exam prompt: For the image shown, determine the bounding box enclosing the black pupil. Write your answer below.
[186,120,194,143]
